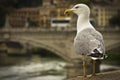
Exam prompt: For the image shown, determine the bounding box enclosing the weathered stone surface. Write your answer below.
[67,70,120,80]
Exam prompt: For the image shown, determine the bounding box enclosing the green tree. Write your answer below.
[0,6,7,27]
[109,13,120,27]
[75,0,92,7]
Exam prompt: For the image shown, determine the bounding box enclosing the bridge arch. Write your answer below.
[10,38,71,61]
[29,42,71,61]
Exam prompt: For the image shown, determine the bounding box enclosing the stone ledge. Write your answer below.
[67,70,120,80]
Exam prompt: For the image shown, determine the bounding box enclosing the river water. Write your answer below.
[0,53,120,80]
[0,55,67,80]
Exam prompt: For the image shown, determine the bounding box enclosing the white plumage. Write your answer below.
[64,4,107,77]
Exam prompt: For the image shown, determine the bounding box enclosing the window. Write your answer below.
[52,20,70,23]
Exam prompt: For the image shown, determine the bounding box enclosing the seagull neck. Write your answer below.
[77,15,93,34]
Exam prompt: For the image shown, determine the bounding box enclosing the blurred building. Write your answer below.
[8,0,120,28]
[9,0,73,28]
[9,7,69,28]
[91,0,120,27]
[9,7,41,27]
[92,6,120,27]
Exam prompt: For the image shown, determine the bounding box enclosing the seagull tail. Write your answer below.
[89,49,108,60]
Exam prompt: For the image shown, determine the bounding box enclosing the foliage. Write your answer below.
[75,0,92,7]
[105,52,120,65]
[0,0,43,8]
[109,13,120,27]
[27,18,37,27]
[0,6,7,27]
[104,47,120,66]
[13,0,43,8]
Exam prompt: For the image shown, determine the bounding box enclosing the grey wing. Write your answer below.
[89,29,107,59]
[74,29,105,56]
[90,30,105,54]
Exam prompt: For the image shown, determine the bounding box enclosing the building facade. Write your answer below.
[9,7,41,27]
[8,0,120,28]
[92,5,119,27]
[9,0,73,28]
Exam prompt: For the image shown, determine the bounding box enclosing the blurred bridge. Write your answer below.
[0,27,120,61]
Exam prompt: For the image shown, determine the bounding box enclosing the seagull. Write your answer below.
[64,4,107,77]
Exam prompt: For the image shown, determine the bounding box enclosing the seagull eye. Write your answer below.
[75,6,79,9]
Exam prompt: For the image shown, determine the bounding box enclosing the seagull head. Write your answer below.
[64,4,90,16]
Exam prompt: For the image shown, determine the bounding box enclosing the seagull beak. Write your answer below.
[64,9,73,15]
